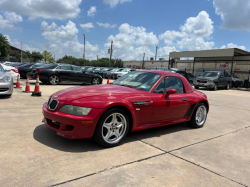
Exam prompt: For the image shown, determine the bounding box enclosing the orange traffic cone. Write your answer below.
[15,74,22,88]
[107,78,110,84]
[23,76,32,93]
[32,75,42,96]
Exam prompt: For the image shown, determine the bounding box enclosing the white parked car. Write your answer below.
[116,68,135,78]
[0,64,19,83]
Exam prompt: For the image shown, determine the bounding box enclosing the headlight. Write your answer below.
[59,105,92,116]
[0,75,11,83]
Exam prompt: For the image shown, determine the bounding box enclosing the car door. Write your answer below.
[72,66,88,82]
[151,76,191,121]
[58,65,72,81]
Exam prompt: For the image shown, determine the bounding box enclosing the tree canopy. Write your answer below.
[0,34,10,59]
[57,55,123,67]
[42,50,54,63]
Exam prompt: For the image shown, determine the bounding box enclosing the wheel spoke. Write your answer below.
[105,130,114,140]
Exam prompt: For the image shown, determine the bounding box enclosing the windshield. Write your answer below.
[111,68,119,72]
[102,68,109,71]
[201,72,219,77]
[87,67,93,70]
[121,69,130,72]
[112,71,161,92]
[95,68,101,70]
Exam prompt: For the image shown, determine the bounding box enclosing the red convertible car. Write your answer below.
[43,70,209,147]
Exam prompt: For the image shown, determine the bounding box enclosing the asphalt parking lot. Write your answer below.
[0,79,250,187]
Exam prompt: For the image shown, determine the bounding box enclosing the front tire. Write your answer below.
[187,103,207,128]
[226,82,230,90]
[49,75,60,85]
[93,108,129,147]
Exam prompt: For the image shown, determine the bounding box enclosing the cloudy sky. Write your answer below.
[0,0,249,61]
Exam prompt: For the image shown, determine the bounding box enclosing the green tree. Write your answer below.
[0,33,10,59]
[9,50,21,62]
[31,51,43,62]
[42,50,54,63]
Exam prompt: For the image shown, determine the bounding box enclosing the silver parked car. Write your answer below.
[0,65,13,97]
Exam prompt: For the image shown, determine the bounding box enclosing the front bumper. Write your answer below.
[193,82,215,88]
[43,103,103,139]
[0,81,13,95]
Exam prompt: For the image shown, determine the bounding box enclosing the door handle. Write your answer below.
[182,98,188,101]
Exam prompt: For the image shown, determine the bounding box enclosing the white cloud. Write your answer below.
[103,0,132,8]
[97,22,117,28]
[177,38,214,51]
[42,21,78,41]
[40,21,100,60]
[159,31,186,45]
[159,11,214,52]
[213,0,250,31]
[180,11,214,37]
[221,43,246,50]
[0,11,22,29]
[80,22,95,31]
[87,6,96,17]
[158,46,177,58]
[104,23,159,60]
[0,0,82,19]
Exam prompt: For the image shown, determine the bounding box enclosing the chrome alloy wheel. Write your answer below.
[102,113,127,144]
[49,75,59,85]
[92,78,100,85]
[195,105,207,126]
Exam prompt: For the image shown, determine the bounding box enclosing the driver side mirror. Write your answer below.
[166,89,177,98]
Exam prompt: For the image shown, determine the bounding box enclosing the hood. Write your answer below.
[51,84,146,102]
[196,76,217,80]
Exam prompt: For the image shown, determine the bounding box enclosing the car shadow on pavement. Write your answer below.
[33,124,102,152]
[33,122,193,152]
[0,95,12,99]
[33,124,134,152]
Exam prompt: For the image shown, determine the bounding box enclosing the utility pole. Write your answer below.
[142,53,145,69]
[83,34,85,66]
[155,46,159,61]
[21,42,22,63]
[109,40,113,67]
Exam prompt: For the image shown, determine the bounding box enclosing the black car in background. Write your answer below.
[187,73,195,84]
[99,67,113,77]
[18,63,44,78]
[33,64,102,85]
[30,64,56,79]
[92,67,105,75]
[231,73,243,88]
[170,68,190,81]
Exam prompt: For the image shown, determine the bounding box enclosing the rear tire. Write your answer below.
[92,78,100,85]
[49,75,60,85]
[187,103,207,128]
[93,108,129,147]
